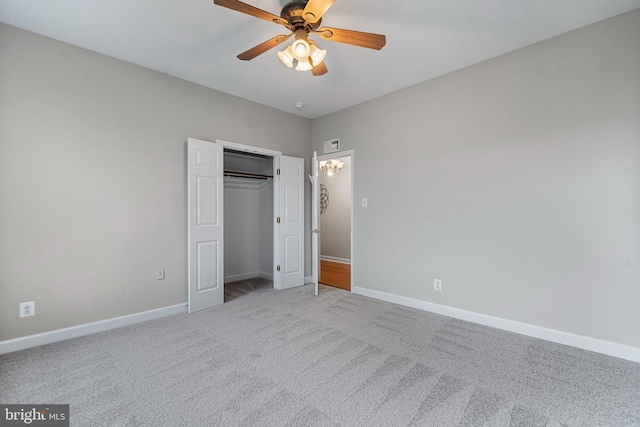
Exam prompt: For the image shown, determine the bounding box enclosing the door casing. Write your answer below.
[215,139,283,289]
[315,150,355,293]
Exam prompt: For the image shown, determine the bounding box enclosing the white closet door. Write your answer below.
[187,138,224,312]
[278,155,305,290]
[310,151,320,296]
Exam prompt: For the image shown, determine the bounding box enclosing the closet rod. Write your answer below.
[223,170,273,180]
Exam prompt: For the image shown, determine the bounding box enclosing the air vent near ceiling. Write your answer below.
[323,138,340,154]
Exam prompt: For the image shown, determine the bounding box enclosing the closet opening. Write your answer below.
[188,137,304,312]
[223,148,275,301]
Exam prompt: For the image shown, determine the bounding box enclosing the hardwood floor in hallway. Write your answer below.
[320,259,351,291]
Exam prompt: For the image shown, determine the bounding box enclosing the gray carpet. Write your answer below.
[1,279,639,426]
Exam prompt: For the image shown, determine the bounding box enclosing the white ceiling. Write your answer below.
[1,1,639,119]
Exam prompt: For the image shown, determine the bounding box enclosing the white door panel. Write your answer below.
[310,151,319,296]
[188,138,224,312]
[279,156,305,290]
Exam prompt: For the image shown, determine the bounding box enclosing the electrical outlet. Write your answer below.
[157,268,165,280]
[362,198,368,208]
[433,279,442,291]
[20,301,35,318]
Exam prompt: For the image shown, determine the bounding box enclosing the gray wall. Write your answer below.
[0,24,311,341]
[222,179,274,281]
[311,10,640,348]
[224,184,260,281]
[319,157,351,260]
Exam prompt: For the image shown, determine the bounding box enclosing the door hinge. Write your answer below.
[277,168,281,176]
[277,265,281,272]
[277,217,281,224]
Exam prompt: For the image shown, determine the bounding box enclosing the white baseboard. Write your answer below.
[320,256,351,264]
[259,272,274,281]
[352,286,640,363]
[224,272,260,283]
[304,275,313,284]
[0,303,187,355]
[225,272,274,283]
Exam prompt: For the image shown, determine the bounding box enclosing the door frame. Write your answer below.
[316,149,355,293]
[216,139,282,289]
[215,139,282,290]
[215,139,305,290]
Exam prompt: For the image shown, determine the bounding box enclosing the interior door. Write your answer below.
[278,155,305,290]
[310,151,320,296]
[187,138,224,312]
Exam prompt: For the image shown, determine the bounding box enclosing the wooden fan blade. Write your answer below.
[302,0,335,24]
[237,34,292,60]
[314,27,386,50]
[213,0,288,26]
[311,60,328,76]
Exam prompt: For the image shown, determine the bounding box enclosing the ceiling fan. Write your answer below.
[213,0,386,76]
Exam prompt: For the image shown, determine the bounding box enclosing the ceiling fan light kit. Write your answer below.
[295,58,314,71]
[213,0,386,76]
[308,41,327,65]
[291,37,311,61]
[278,46,295,68]
[279,32,327,71]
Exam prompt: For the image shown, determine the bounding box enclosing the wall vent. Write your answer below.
[323,138,340,154]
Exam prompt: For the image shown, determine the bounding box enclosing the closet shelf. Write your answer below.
[223,170,273,180]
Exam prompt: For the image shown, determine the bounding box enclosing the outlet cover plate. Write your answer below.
[20,301,35,318]
[434,279,442,291]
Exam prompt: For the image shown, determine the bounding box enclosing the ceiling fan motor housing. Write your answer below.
[280,1,321,31]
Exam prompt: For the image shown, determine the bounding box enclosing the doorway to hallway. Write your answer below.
[317,152,353,291]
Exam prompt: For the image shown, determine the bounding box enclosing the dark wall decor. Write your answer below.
[320,184,329,213]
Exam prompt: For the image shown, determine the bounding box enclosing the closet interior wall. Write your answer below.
[223,150,274,283]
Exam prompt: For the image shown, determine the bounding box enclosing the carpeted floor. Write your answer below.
[1,280,639,426]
